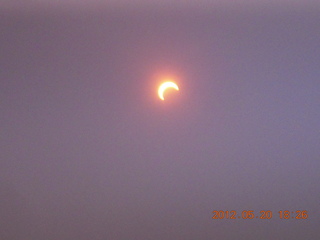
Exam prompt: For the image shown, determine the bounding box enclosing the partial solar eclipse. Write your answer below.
[158,81,179,100]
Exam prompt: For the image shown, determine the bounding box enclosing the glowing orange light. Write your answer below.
[158,81,179,100]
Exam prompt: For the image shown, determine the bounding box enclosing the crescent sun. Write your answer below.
[158,81,179,100]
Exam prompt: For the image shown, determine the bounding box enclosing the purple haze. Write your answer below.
[1,2,320,239]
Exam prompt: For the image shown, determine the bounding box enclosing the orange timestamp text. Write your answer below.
[211,210,308,220]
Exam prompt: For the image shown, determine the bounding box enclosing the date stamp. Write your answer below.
[211,210,308,220]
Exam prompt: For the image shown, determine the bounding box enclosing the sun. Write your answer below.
[158,81,179,100]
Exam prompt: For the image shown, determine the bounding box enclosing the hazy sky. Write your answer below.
[1,2,320,239]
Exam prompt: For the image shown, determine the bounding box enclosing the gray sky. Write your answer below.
[1,2,320,239]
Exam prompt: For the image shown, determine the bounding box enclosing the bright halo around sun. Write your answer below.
[158,81,179,101]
